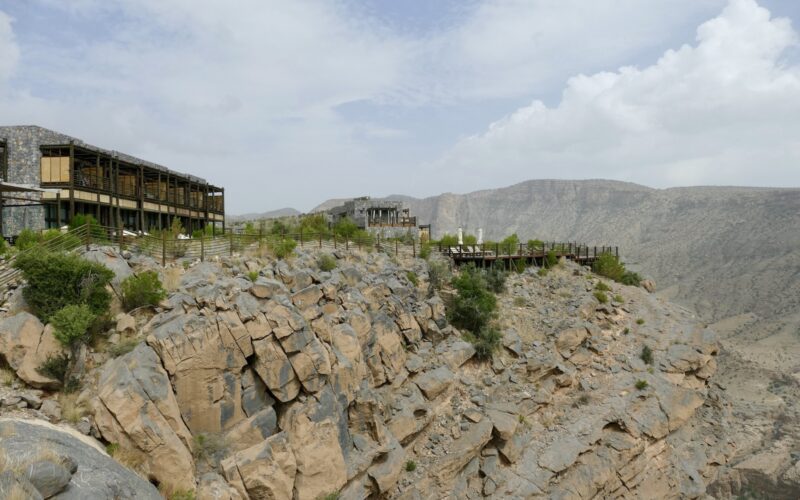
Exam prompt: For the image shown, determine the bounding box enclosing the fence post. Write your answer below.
[346,237,349,251]
[395,239,398,256]
[318,233,322,249]
[200,234,205,262]
[161,231,166,268]
[117,219,123,252]
[334,232,337,249]
[85,221,91,251]
[229,232,234,256]
[300,229,304,248]
[412,240,416,258]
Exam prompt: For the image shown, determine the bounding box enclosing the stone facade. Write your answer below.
[0,126,75,236]
[328,197,421,238]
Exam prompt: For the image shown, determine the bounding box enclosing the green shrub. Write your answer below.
[14,250,114,321]
[635,379,648,390]
[620,271,642,286]
[321,493,340,500]
[427,261,450,295]
[333,217,358,239]
[69,214,106,241]
[537,268,549,277]
[449,266,497,334]
[246,271,259,282]
[499,234,520,255]
[527,239,543,252]
[636,318,645,325]
[595,281,611,292]
[318,254,337,272]
[419,243,432,260]
[468,326,502,360]
[623,327,630,334]
[405,460,417,472]
[106,442,120,455]
[593,252,640,286]
[545,250,558,268]
[51,304,96,347]
[613,294,624,303]
[484,266,507,294]
[15,229,41,251]
[269,238,297,259]
[37,352,70,384]
[121,271,167,311]
[439,234,458,247]
[593,291,608,304]
[640,346,654,365]
[406,271,419,287]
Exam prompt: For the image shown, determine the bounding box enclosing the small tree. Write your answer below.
[269,237,297,259]
[51,304,96,347]
[499,234,520,255]
[333,217,358,239]
[318,254,337,272]
[121,271,167,310]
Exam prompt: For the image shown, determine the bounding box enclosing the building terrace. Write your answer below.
[0,125,224,237]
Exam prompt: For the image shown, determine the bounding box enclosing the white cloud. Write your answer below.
[432,0,800,190]
[0,11,19,83]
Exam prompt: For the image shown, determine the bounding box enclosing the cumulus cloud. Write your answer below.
[432,0,800,190]
[0,11,19,83]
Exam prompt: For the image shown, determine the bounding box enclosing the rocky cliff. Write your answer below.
[0,242,759,498]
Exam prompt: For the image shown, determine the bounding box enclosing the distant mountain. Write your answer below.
[398,179,800,326]
[227,207,301,223]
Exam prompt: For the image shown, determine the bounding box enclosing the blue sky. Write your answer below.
[1,0,799,213]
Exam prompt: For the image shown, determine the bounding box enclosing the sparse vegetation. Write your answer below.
[246,270,259,282]
[59,392,87,423]
[623,327,630,335]
[595,281,611,292]
[405,460,417,472]
[109,337,141,357]
[537,268,549,277]
[636,318,645,325]
[613,294,624,303]
[635,379,649,390]
[318,254,337,272]
[269,237,297,259]
[419,242,432,260]
[513,296,526,307]
[575,394,591,407]
[406,271,419,287]
[14,250,114,322]
[37,352,70,384]
[51,304,96,347]
[544,250,558,269]
[592,252,641,286]
[593,290,608,304]
[193,433,228,461]
[320,493,340,500]
[106,442,120,455]
[121,271,167,310]
[499,233,520,255]
[484,266,508,293]
[426,261,450,296]
[169,490,196,500]
[640,345,654,365]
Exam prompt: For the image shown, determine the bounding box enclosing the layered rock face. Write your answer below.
[72,246,732,498]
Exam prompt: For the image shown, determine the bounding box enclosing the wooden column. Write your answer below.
[68,143,75,222]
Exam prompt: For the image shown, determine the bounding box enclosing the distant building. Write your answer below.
[327,196,425,238]
[0,125,225,237]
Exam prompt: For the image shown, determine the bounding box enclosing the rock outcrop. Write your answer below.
[0,418,160,499]
[0,312,64,389]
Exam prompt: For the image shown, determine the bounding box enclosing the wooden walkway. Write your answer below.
[438,242,618,268]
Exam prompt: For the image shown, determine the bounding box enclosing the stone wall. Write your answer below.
[0,126,73,237]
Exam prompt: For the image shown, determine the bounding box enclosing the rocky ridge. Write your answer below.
[0,242,755,498]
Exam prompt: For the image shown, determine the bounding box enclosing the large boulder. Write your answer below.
[0,312,64,389]
[81,246,134,292]
[145,310,249,434]
[221,432,297,500]
[92,344,196,492]
[0,418,160,499]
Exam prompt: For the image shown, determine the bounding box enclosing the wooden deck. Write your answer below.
[438,242,618,268]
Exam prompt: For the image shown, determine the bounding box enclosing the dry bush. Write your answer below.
[58,392,87,423]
